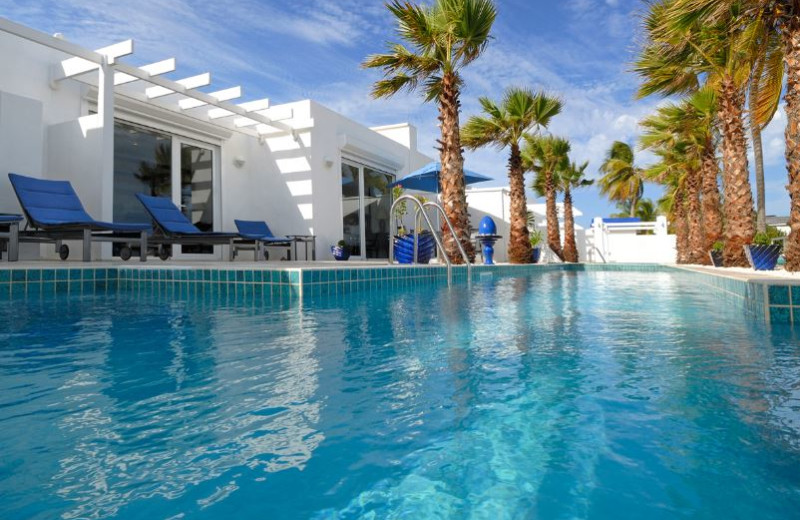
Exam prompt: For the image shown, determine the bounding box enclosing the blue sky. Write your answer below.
[1,0,791,227]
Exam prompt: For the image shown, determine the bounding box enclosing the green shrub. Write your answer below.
[712,241,723,252]
[752,226,785,246]
[529,229,543,247]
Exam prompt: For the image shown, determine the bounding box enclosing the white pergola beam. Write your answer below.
[114,58,175,85]
[0,18,295,136]
[145,72,210,99]
[255,106,293,122]
[113,62,294,134]
[58,39,134,79]
[179,86,241,110]
[238,98,270,112]
[234,117,259,128]
[207,107,234,119]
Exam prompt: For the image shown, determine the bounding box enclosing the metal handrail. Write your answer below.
[419,202,471,283]
[390,195,463,286]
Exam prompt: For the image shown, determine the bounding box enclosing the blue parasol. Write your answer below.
[389,162,493,193]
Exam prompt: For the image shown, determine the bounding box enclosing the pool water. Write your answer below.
[1,271,799,519]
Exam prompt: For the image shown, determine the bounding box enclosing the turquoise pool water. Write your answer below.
[1,270,799,519]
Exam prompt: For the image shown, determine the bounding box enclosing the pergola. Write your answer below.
[0,16,297,140]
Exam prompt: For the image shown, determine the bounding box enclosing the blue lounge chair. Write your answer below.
[135,193,238,260]
[0,214,22,262]
[232,220,296,261]
[8,173,150,262]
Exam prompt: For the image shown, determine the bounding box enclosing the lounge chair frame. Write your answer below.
[0,215,21,262]
[135,193,237,261]
[9,173,149,262]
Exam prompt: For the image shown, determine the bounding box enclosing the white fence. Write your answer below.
[585,217,676,264]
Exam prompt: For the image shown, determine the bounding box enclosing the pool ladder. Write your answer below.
[389,195,471,286]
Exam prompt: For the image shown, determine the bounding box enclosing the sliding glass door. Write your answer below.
[113,121,220,258]
[340,160,394,259]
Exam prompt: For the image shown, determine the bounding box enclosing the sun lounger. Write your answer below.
[232,219,296,261]
[135,193,238,260]
[8,173,150,262]
[0,214,22,261]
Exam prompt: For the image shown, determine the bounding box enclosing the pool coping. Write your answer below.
[0,262,797,325]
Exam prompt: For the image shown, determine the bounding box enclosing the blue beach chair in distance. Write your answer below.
[233,219,296,261]
[0,214,22,261]
[8,173,150,262]
[135,193,238,261]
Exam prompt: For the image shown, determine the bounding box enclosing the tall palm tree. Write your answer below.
[636,0,758,267]
[673,0,798,268]
[524,135,571,261]
[598,141,645,218]
[363,0,497,263]
[559,160,593,263]
[657,172,691,264]
[648,147,692,263]
[640,92,719,264]
[462,88,563,263]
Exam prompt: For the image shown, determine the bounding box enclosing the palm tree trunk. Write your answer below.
[782,21,800,272]
[562,187,578,262]
[701,137,723,251]
[545,169,564,260]
[438,72,475,264]
[685,168,707,264]
[674,187,690,264]
[629,189,639,218]
[507,143,532,263]
[718,77,756,267]
[750,75,767,234]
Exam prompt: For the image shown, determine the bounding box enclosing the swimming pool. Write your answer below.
[1,269,799,519]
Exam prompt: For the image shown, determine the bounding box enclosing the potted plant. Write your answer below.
[709,241,724,267]
[331,239,350,261]
[744,228,783,271]
[392,187,435,264]
[530,228,543,263]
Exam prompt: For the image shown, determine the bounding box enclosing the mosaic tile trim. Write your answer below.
[0,267,117,298]
[1,263,798,325]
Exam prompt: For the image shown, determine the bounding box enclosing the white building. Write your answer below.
[0,18,431,261]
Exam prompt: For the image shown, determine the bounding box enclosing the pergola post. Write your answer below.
[98,57,115,258]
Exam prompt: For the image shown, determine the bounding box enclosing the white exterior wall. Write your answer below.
[0,25,432,261]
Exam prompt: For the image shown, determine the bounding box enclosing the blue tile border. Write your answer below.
[1,263,799,325]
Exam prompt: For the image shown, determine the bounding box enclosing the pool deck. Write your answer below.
[0,260,798,325]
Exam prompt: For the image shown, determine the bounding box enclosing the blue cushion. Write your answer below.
[234,219,293,242]
[136,193,201,234]
[0,214,22,223]
[9,173,149,231]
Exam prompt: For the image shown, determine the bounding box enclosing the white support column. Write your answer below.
[98,57,115,259]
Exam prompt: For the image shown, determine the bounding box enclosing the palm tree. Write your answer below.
[645,142,695,264]
[363,0,497,263]
[635,0,756,267]
[612,199,658,221]
[598,141,645,218]
[559,160,593,263]
[657,172,691,264]
[639,92,719,264]
[671,0,798,269]
[462,88,563,263]
[524,135,571,261]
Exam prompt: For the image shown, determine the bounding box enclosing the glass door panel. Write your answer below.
[363,168,393,259]
[113,122,172,256]
[178,143,214,255]
[341,162,362,257]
